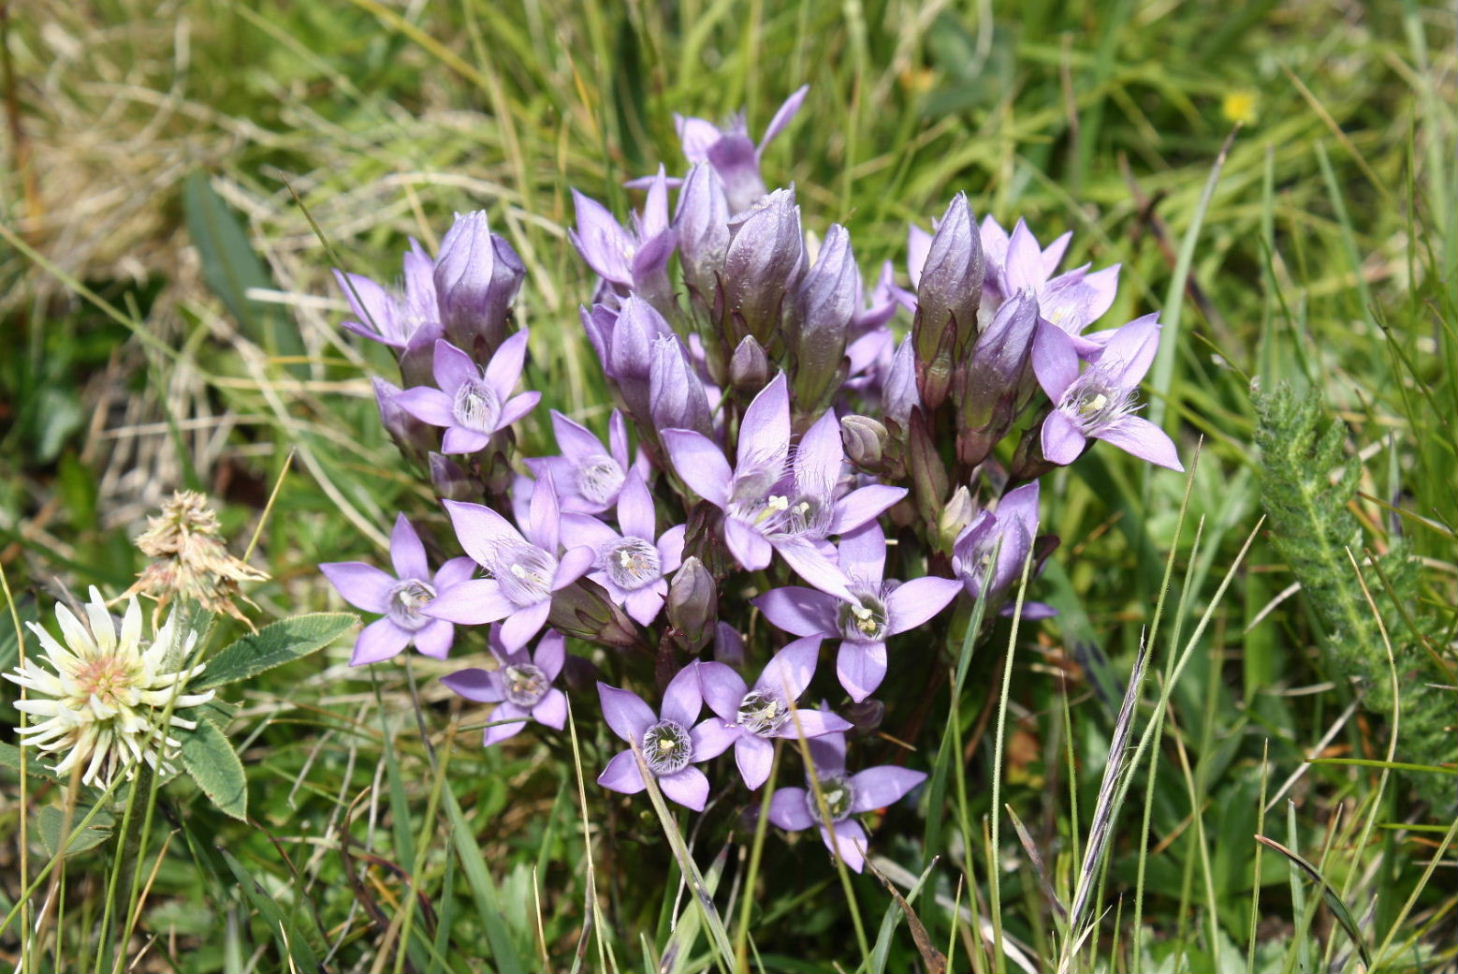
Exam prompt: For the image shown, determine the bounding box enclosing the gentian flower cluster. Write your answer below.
[321,87,1183,873]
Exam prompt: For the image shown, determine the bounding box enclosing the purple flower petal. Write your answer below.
[551,411,606,463]
[1041,410,1088,465]
[534,629,566,680]
[351,618,411,665]
[657,524,686,574]
[560,514,618,551]
[755,587,836,638]
[395,386,455,428]
[828,485,906,536]
[432,340,478,394]
[661,429,731,508]
[697,661,748,720]
[824,820,868,873]
[1097,416,1184,471]
[434,556,477,590]
[792,409,844,498]
[660,663,704,728]
[885,577,962,634]
[1098,313,1161,386]
[1032,319,1081,400]
[734,735,775,790]
[443,667,504,703]
[442,427,491,454]
[769,787,815,830]
[426,578,515,625]
[616,470,656,541]
[691,717,739,761]
[754,637,819,702]
[725,518,774,571]
[736,373,790,471]
[483,702,530,746]
[485,328,531,400]
[571,191,635,285]
[836,522,887,588]
[759,85,809,152]
[320,562,395,613]
[527,473,561,552]
[554,545,596,591]
[412,618,454,659]
[836,640,887,702]
[598,749,647,794]
[497,392,541,429]
[389,514,429,581]
[624,586,665,625]
[657,766,710,811]
[532,689,568,730]
[774,538,854,601]
[849,766,927,812]
[774,708,852,739]
[499,599,551,652]
[598,683,656,742]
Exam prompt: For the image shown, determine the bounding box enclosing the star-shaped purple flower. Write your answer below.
[395,332,541,454]
[442,627,568,746]
[766,728,926,873]
[755,522,963,702]
[673,85,809,214]
[561,471,686,625]
[1032,313,1183,471]
[570,169,674,296]
[425,480,595,652]
[333,238,440,350]
[694,641,852,789]
[597,664,723,812]
[320,514,475,665]
[526,409,649,515]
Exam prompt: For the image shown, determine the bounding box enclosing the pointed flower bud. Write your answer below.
[428,452,476,501]
[433,211,526,355]
[956,289,1039,465]
[938,485,975,551]
[792,223,858,408]
[650,337,713,436]
[729,335,770,395]
[913,194,985,407]
[608,296,676,421]
[667,557,717,651]
[883,336,920,432]
[840,415,887,470]
[372,377,434,455]
[721,188,803,344]
[675,163,731,305]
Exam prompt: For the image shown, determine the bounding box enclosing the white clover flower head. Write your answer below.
[5,588,215,788]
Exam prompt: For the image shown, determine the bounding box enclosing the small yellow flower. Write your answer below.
[1221,90,1258,126]
[6,589,215,788]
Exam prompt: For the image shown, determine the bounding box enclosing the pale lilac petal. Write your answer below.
[676,115,721,163]
[389,514,429,580]
[755,587,836,638]
[836,641,887,702]
[319,562,394,613]
[754,637,819,701]
[758,85,809,151]
[598,749,647,794]
[1041,410,1088,465]
[1097,416,1184,471]
[434,556,477,590]
[691,717,739,761]
[443,500,523,566]
[885,577,963,634]
[412,619,454,659]
[442,667,504,703]
[660,663,703,727]
[608,410,630,467]
[824,821,868,873]
[769,787,815,830]
[736,373,790,471]
[551,411,607,463]
[775,538,854,601]
[483,703,530,746]
[725,518,774,571]
[351,618,411,665]
[735,735,775,789]
[1003,220,1047,291]
[533,629,566,680]
[598,684,656,742]
[425,578,514,625]
[1032,320,1080,399]
[624,587,665,625]
[433,339,478,394]
[656,524,686,574]
[497,392,541,429]
[658,767,710,811]
[442,427,491,454]
[661,429,731,508]
[484,328,531,400]
[571,191,635,284]
[532,689,568,730]
[395,386,455,427]
[792,409,844,497]
[616,470,656,540]
[773,708,852,739]
[527,472,561,551]
[835,522,886,588]
[828,485,906,536]
[1041,231,1073,278]
[849,766,927,812]
[499,599,550,651]
[906,224,932,289]
[697,661,748,720]
[1098,313,1161,386]
[553,546,596,590]
[559,514,618,551]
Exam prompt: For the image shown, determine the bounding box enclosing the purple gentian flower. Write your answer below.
[985,216,1120,356]
[755,522,962,702]
[1033,313,1183,471]
[395,332,541,454]
[560,471,686,625]
[694,642,852,789]
[570,169,675,299]
[333,238,441,350]
[674,85,809,213]
[321,514,475,665]
[952,482,1056,620]
[526,409,648,515]
[426,480,595,651]
[442,627,568,746]
[767,727,926,873]
[597,664,722,811]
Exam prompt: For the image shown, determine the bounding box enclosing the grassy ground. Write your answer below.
[2,0,1456,971]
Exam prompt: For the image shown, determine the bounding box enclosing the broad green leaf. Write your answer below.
[191,612,357,690]
[35,804,115,858]
[0,742,61,783]
[179,718,248,821]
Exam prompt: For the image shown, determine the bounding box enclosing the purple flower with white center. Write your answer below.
[952,482,1056,619]
[766,727,927,873]
[320,514,475,665]
[674,85,809,214]
[426,480,595,652]
[597,664,722,811]
[561,471,686,625]
[570,170,675,301]
[333,238,442,351]
[527,409,648,515]
[442,628,568,746]
[395,332,541,454]
[694,641,852,790]
[755,522,962,702]
[662,373,902,599]
[1032,313,1183,471]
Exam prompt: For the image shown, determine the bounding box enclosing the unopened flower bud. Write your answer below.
[650,337,713,436]
[721,188,803,344]
[428,452,475,501]
[609,296,675,421]
[913,193,985,408]
[843,698,884,733]
[956,289,1039,465]
[434,211,525,356]
[373,377,433,455]
[883,337,920,432]
[791,223,858,408]
[938,486,976,551]
[840,415,887,469]
[666,557,717,651]
[729,335,770,395]
[675,163,731,305]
